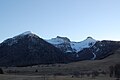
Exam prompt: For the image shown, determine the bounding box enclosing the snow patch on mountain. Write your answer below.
[70,37,97,52]
[47,36,70,45]
[91,52,96,60]
[14,31,35,38]
[46,36,97,53]
[96,48,100,52]
[20,31,32,35]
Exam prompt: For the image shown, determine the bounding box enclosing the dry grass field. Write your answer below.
[0,74,117,80]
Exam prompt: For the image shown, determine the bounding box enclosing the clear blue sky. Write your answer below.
[0,0,120,42]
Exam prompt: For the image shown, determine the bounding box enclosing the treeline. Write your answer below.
[0,68,3,74]
[109,64,120,79]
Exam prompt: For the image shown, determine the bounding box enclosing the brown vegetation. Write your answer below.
[0,48,120,80]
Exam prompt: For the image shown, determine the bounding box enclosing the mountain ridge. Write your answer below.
[0,31,66,66]
[0,31,120,67]
[46,36,97,53]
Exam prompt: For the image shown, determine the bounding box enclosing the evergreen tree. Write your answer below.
[114,64,120,78]
[0,68,4,74]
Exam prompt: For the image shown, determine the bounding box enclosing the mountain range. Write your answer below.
[0,31,120,67]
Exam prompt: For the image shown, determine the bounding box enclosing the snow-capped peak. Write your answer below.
[21,31,33,36]
[46,36,70,45]
[83,36,96,44]
[17,31,35,37]
[56,36,70,42]
[2,31,38,46]
[46,36,97,53]
[70,37,97,52]
[13,31,38,38]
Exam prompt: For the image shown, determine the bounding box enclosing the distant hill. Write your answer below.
[64,48,120,72]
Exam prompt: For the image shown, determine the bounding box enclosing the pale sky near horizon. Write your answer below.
[0,0,120,42]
